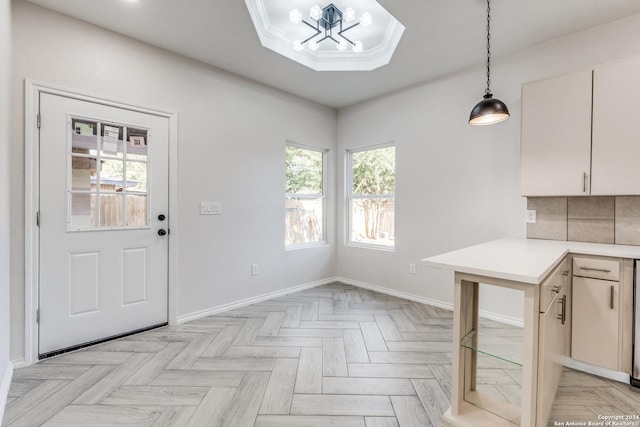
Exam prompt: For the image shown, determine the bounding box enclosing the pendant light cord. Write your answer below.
[485,0,492,96]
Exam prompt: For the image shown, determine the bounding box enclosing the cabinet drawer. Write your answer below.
[573,257,620,281]
[540,258,569,313]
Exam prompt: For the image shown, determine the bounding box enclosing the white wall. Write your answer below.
[0,0,12,419]
[336,13,640,322]
[9,0,337,361]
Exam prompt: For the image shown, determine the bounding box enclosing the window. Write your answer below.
[69,117,149,231]
[285,144,327,247]
[348,144,395,248]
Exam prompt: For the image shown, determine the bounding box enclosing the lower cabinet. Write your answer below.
[572,276,620,370]
[537,259,571,424]
[570,256,633,374]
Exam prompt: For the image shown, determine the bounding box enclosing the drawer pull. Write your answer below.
[579,266,612,274]
[557,295,566,325]
[610,285,614,310]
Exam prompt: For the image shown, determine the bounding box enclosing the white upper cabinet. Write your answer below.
[521,71,593,196]
[522,55,640,196]
[591,56,640,195]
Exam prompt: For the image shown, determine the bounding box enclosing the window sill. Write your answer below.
[345,242,395,252]
[285,241,329,251]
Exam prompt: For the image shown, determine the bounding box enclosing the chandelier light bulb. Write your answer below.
[293,40,304,51]
[308,40,320,51]
[310,5,322,20]
[360,12,372,26]
[352,41,363,53]
[289,9,302,24]
[337,40,348,51]
[344,7,355,22]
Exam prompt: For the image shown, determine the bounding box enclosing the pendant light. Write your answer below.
[469,0,510,125]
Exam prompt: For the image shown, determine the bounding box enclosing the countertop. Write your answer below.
[420,238,640,284]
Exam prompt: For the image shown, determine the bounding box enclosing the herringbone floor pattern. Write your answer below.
[3,283,640,426]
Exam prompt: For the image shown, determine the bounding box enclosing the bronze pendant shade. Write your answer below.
[469,0,510,126]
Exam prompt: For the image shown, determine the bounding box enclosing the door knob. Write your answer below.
[158,214,166,221]
[158,229,167,236]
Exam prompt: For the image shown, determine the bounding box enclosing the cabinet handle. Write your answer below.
[610,285,614,310]
[557,295,566,325]
[583,172,587,193]
[579,266,611,273]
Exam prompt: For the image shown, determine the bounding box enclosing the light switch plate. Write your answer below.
[201,202,222,215]
[525,209,537,224]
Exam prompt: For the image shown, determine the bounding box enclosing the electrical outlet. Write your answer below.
[525,210,537,224]
[409,263,417,275]
[251,264,259,276]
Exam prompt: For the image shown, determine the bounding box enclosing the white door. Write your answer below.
[39,93,169,356]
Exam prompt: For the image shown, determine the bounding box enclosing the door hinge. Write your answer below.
[36,211,40,227]
[36,308,40,323]
[37,113,41,129]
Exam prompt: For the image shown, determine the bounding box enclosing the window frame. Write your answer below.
[285,141,328,250]
[346,142,396,251]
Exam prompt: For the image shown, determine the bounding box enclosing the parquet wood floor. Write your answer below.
[3,283,640,426]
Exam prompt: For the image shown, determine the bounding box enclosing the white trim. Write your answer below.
[177,278,337,324]
[335,276,524,328]
[563,357,630,384]
[10,358,27,369]
[0,361,14,425]
[24,80,179,364]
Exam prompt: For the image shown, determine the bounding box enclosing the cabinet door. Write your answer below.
[537,278,571,425]
[571,277,619,370]
[592,56,640,195]
[521,71,593,196]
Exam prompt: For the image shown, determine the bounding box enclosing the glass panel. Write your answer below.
[352,146,395,196]
[125,161,147,193]
[99,159,125,192]
[350,198,395,246]
[127,128,148,159]
[286,146,323,194]
[71,156,97,191]
[100,124,125,157]
[463,287,524,421]
[71,119,98,154]
[99,194,124,227]
[126,195,148,226]
[285,197,324,245]
[69,193,96,229]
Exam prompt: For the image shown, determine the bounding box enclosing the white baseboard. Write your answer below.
[336,276,524,327]
[0,361,14,425]
[176,277,338,324]
[10,358,27,369]
[563,357,630,384]
[336,276,454,311]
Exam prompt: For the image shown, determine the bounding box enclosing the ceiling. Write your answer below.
[25,0,640,109]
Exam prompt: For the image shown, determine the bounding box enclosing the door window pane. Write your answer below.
[71,119,98,154]
[126,161,147,192]
[99,194,124,227]
[99,159,125,192]
[100,124,125,157]
[68,117,150,231]
[69,193,96,230]
[126,195,148,226]
[71,157,97,191]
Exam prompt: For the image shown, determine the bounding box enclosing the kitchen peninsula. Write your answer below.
[421,238,640,427]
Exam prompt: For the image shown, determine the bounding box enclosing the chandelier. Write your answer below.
[289,3,372,53]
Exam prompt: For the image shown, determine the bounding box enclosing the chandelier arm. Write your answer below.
[339,22,360,33]
[338,33,356,45]
[302,19,320,32]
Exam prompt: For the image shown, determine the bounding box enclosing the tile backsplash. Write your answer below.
[527,196,640,245]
